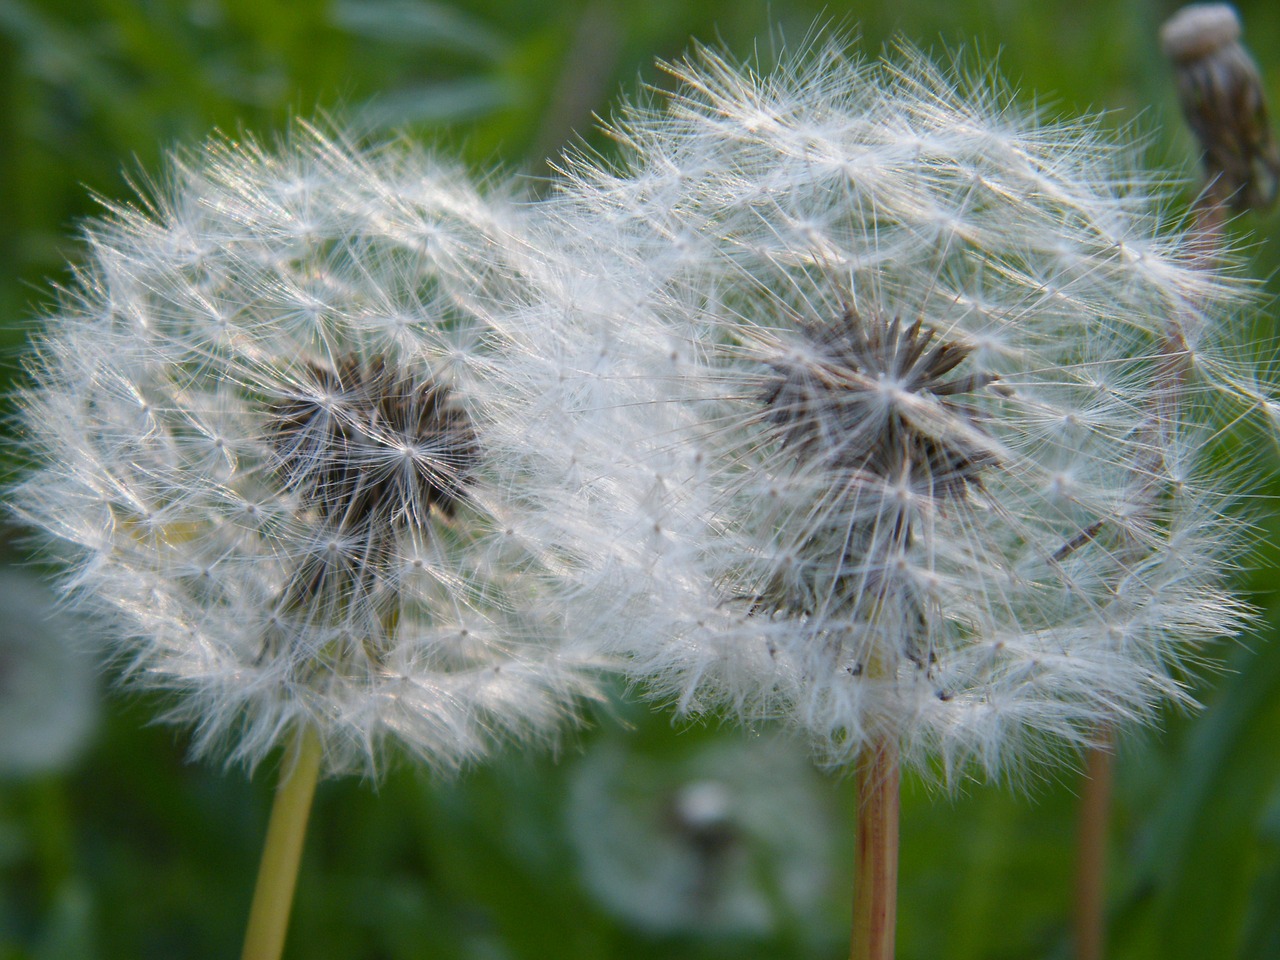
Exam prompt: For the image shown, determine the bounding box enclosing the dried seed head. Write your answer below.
[1161,3,1279,211]
[0,571,98,776]
[566,734,837,935]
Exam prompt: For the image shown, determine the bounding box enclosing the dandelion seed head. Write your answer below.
[539,35,1268,781]
[0,572,99,777]
[11,126,599,777]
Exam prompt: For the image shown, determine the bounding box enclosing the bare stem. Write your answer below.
[851,735,900,960]
[241,724,323,960]
[1073,741,1115,960]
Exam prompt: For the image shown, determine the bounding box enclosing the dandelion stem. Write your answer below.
[851,735,899,960]
[241,724,323,960]
[1073,741,1114,960]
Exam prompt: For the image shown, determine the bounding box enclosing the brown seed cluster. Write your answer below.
[753,306,997,627]
[271,354,478,528]
[763,306,995,506]
[268,353,479,618]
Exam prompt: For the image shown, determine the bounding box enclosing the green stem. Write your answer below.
[851,735,899,960]
[241,725,323,960]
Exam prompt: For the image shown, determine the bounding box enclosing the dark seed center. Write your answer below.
[752,305,999,631]
[269,353,479,532]
[763,305,995,500]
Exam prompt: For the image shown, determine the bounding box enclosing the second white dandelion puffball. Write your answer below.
[539,38,1259,779]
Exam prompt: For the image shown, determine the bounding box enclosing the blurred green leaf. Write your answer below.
[1114,632,1280,960]
[354,77,515,129]
[332,0,508,59]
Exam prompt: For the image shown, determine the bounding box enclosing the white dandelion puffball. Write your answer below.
[11,127,599,776]
[537,38,1264,779]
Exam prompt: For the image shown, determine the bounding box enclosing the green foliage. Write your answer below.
[2,1,1280,957]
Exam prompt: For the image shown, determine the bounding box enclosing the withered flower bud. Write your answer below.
[1161,3,1280,212]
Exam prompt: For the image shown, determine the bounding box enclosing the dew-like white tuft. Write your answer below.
[11,124,602,778]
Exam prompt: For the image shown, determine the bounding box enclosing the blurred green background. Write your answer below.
[2,0,1279,958]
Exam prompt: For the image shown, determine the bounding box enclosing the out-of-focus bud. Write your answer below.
[1161,3,1280,212]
